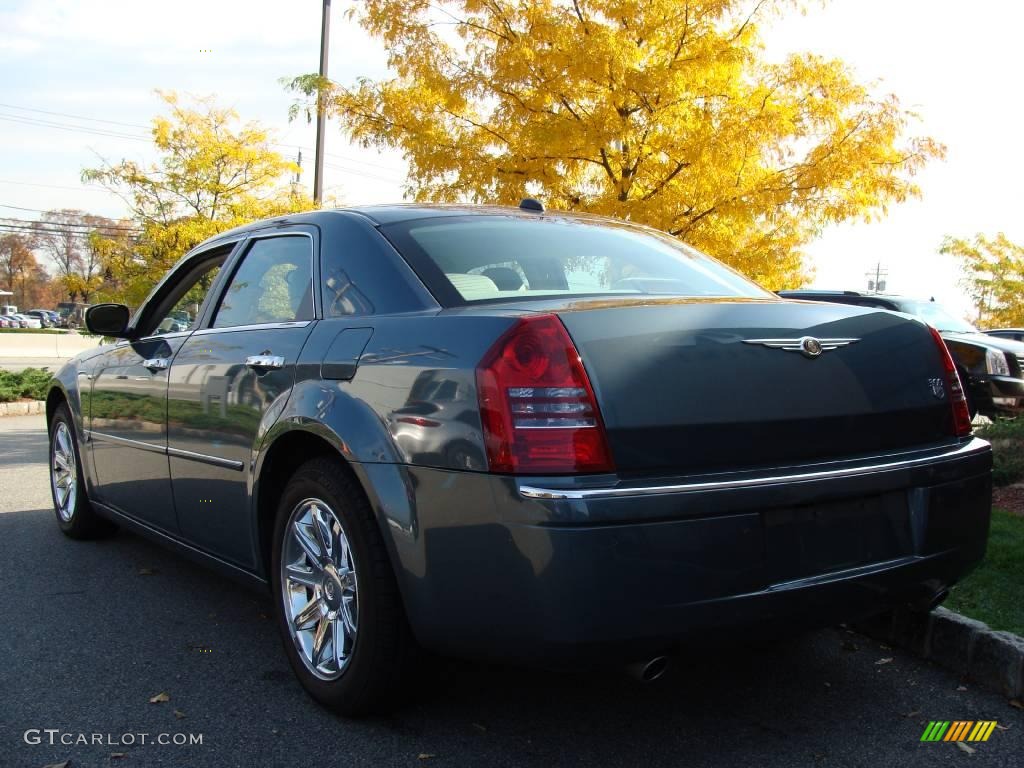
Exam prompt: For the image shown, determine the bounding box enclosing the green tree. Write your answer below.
[941,233,1024,327]
[84,91,315,306]
[288,0,942,288]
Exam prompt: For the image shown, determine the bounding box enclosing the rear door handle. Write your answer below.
[245,354,285,371]
[143,357,170,372]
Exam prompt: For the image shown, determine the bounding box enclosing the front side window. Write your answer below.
[384,216,771,304]
[213,236,314,328]
[154,265,222,334]
[138,247,229,336]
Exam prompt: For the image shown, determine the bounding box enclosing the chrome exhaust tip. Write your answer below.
[928,588,950,611]
[626,655,672,682]
[908,587,950,613]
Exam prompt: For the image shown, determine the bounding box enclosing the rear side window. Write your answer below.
[383,215,770,304]
[213,236,314,328]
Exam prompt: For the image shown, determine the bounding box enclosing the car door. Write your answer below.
[166,229,317,568]
[88,245,233,531]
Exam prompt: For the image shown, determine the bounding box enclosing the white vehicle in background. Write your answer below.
[10,313,42,329]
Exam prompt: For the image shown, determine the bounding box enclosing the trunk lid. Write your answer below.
[546,297,955,474]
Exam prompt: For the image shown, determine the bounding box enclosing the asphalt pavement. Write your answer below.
[1,413,1021,768]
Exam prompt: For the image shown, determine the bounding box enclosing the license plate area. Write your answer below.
[763,492,913,585]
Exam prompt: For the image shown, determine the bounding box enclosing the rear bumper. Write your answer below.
[376,438,992,663]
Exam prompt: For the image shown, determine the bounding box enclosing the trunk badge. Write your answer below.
[742,336,860,359]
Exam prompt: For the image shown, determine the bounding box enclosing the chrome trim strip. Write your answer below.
[90,431,244,471]
[167,446,245,471]
[192,320,311,335]
[89,431,166,455]
[518,438,990,500]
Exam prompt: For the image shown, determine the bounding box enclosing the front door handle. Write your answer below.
[143,357,170,372]
[245,354,285,371]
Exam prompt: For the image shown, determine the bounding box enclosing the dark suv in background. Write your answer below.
[778,290,1024,419]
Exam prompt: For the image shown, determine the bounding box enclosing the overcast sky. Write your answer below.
[1,0,1021,320]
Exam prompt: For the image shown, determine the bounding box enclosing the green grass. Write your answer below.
[945,508,1024,636]
[0,327,68,333]
[0,367,53,402]
[976,418,1024,486]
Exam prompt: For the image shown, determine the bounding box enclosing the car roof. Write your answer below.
[196,204,647,249]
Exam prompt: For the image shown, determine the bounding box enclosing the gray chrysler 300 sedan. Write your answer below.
[46,203,992,714]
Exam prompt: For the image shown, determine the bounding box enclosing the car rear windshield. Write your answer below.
[382,215,771,304]
[895,300,977,334]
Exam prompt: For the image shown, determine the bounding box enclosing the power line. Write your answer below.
[0,218,142,234]
[273,141,404,173]
[0,102,151,131]
[0,179,109,193]
[0,113,150,142]
[0,100,406,179]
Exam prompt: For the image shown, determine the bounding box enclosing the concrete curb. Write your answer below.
[854,607,1024,698]
[0,400,44,417]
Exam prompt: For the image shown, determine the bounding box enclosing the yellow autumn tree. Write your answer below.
[288,0,942,287]
[941,233,1024,328]
[84,91,315,306]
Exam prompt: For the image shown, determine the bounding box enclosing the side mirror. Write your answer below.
[85,303,132,337]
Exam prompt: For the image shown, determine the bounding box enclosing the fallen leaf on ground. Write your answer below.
[138,568,155,575]
[418,754,436,760]
[472,723,487,732]
[1010,699,1024,711]
[903,710,921,718]
[110,753,126,760]
[149,692,170,704]
[173,709,185,719]
[875,657,894,665]
[957,685,968,691]
[995,723,1010,731]
[42,762,70,768]
[956,742,975,755]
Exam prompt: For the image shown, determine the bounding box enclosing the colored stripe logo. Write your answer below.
[920,721,998,742]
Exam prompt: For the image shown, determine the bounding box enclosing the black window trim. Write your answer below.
[201,228,319,332]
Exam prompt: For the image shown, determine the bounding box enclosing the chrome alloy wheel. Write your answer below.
[51,422,77,522]
[281,498,358,680]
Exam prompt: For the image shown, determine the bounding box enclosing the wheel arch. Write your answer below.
[252,424,416,606]
[45,383,69,426]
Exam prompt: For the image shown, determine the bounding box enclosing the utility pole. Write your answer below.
[291,149,303,195]
[864,262,888,293]
[313,0,331,205]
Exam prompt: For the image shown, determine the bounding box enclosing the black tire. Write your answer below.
[270,456,414,715]
[48,404,116,539]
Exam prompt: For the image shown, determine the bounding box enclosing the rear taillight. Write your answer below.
[927,325,972,437]
[476,314,614,474]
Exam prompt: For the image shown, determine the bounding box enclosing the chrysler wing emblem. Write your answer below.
[742,336,860,359]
